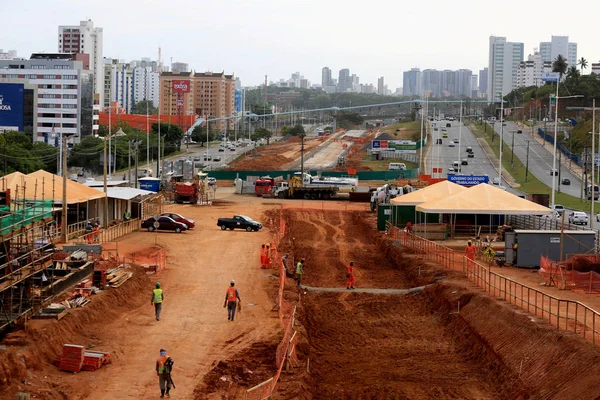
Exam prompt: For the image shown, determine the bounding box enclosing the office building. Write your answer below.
[488,36,524,100]
[171,62,188,73]
[540,36,577,67]
[130,58,159,72]
[0,49,18,60]
[377,77,384,95]
[58,19,103,103]
[159,71,236,131]
[516,51,552,88]
[0,53,96,144]
[322,67,332,88]
[338,68,350,92]
[479,68,488,96]
[471,75,479,98]
[592,62,600,75]
[403,68,422,96]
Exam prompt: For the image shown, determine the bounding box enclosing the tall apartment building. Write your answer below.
[471,75,479,97]
[321,67,332,87]
[171,62,188,73]
[516,51,552,88]
[159,71,236,132]
[403,68,422,96]
[58,20,103,103]
[377,77,385,95]
[488,36,524,100]
[103,59,135,113]
[0,53,96,144]
[133,67,160,107]
[338,68,350,92]
[479,68,488,96]
[540,36,577,67]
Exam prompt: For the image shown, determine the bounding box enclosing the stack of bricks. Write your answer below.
[57,344,84,372]
[82,350,111,372]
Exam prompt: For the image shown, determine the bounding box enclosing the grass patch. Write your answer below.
[469,121,589,211]
[361,157,418,171]
[379,121,422,140]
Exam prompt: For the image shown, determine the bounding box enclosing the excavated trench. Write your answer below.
[274,209,600,400]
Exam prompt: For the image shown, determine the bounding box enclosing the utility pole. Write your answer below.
[557,150,562,193]
[128,140,131,184]
[511,131,515,168]
[135,141,139,189]
[300,133,305,187]
[498,93,504,185]
[525,141,530,182]
[103,133,110,228]
[61,134,68,243]
[592,99,596,230]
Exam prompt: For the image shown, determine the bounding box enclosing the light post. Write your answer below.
[498,92,505,185]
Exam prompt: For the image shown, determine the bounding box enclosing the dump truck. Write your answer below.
[255,176,276,197]
[271,175,340,200]
[174,181,199,204]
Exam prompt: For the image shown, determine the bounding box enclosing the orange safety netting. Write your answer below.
[131,250,167,275]
[539,255,600,294]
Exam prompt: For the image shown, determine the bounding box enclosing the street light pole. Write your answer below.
[511,131,515,168]
[457,100,463,165]
[499,93,504,184]
[61,134,68,243]
[525,140,530,182]
[550,82,560,208]
[592,99,596,231]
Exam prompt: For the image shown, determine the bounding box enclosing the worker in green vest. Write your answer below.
[151,282,164,321]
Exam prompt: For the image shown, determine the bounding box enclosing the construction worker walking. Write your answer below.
[295,258,305,287]
[265,243,272,269]
[151,282,164,321]
[260,244,267,269]
[156,348,175,398]
[346,261,356,290]
[464,240,476,262]
[223,280,241,321]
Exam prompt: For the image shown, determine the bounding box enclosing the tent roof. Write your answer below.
[390,180,467,206]
[416,183,553,215]
[26,170,105,204]
[107,187,155,200]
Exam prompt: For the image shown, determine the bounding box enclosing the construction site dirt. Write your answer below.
[4,196,600,399]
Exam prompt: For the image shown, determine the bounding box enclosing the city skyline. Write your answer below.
[1,0,599,89]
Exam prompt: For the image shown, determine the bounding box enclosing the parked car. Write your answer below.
[448,141,455,147]
[561,178,571,185]
[217,215,262,232]
[553,204,565,215]
[142,216,188,233]
[160,212,195,229]
[569,211,589,225]
[468,152,475,158]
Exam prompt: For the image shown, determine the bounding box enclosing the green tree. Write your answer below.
[132,100,158,115]
[552,55,568,78]
[152,122,183,153]
[68,136,104,173]
[253,127,273,144]
[0,132,53,175]
[578,57,588,73]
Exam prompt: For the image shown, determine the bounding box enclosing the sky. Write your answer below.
[1,0,599,89]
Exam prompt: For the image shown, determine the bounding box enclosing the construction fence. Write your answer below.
[539,255,600,294]
[67,219,140,245]
[245,207,299,400]
[128,250,167,275]
[388,222,600,345]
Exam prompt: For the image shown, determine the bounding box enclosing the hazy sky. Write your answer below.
[1,0,598,89]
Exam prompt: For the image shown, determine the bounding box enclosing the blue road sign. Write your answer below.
[448,175,489,186]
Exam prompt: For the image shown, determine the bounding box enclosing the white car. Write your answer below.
[569,211,588,225]
[492,177,500,185]
[448,141,455,147]
[553,204,565,215]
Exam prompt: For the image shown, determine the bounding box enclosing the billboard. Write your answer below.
[235,89,242,113]
[541,72,560,83]
[172,80,191,93]
[371,140,417,154]
[0,83,25,131]
[448,175,489,186]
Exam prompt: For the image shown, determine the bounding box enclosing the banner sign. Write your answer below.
[541,72,560,83]
[172,80,191,93]
[372,140,417,154]
[448,175,489,186]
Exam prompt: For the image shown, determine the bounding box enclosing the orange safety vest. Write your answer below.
[465,245,476,256]
[226,287,237,302]
[347,265,353,276]
[157,355,168,373]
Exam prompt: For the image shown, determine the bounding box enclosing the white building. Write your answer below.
[58,19,103,104]
[133,67,159,108]
[540,36,577,67]
[0,49,18,60]
[488,36,524,100]
[592,62,600,75]
[516,51,552,88]
[103,58,134,113]
[0,53,96,144]
[377,77,384,95]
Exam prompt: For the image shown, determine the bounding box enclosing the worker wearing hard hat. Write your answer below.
[223,280,241,321]
[464,241,476,262]
[346,261,356,290]
[260,244,268,269]
[151,282,164,321]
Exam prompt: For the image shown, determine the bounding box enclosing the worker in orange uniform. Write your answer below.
[156,348,174,398]
[406,221,413,234]
[93,221,100,243]
[465,240,476,261]
[260,244,267,269]
[266,243,272,269]
[223,280,241,321]
[346,261,356,290]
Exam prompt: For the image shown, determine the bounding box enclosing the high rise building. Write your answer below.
[0,49,18,60]
[133,67,160,108]
[471,75,479,98]
[540,36,577,67]
[103,59,135,113]
[171,62,188,73]
[488,36,524,100]
[403,68,422,96]
[479,68,488,96]
[159,71,236,132]
[58,19,103,103]
[456,69,473,97]
[377,77,384,95]
[338,68,350,92]
[321,67,332,88]
[0,53,96,144]
[516,51,552,88]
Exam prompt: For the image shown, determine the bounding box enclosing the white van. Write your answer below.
[388,163,407,171]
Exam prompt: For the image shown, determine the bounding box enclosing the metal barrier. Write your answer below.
[508,214,589,232]
[71,219,140,244]
[462,256,600,344]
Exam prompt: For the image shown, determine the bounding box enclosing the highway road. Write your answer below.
[426,120,517,192]
[491,121,584,200]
